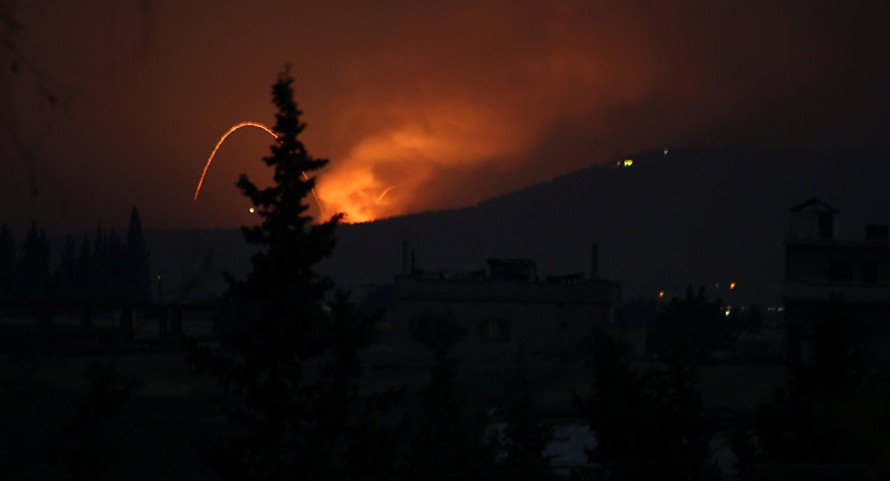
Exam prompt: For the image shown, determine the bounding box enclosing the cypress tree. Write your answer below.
[190,66,385,481]
[123,207,151,303]
[105,228,124,302]
[17,222,50,302]
[91,225,106,302]
[52,235,78,302]
[75,235,91,303]
[0,224,15,301]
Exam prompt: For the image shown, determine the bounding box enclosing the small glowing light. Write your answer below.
[724,306,732,317]
[622,159,634,167]
[663,148,669,156]
[248,207,255,214]
[729,281,736,290]
[658,290,665,298]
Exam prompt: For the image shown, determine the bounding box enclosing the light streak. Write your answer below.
[193,121,322,209]
[375,186,396,205]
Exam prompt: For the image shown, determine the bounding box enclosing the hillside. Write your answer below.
[148,145,890,305]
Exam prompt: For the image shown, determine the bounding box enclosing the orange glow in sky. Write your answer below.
[4,1,888,230]
[315,101,531,223]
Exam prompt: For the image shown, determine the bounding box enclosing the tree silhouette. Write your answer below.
[734,308,890,474]
[58,362,139,481]
[105,228,125,302]
[404,345,496,480]
[15,221,50,301]
[652,286,730,366]
[497,395,555,481]
[74,235,91,303]
[576,299,722,481]
[90,225,106,302]
[52,235,77,302]
[0,224,15,300]
[188,66,390,481]
[122,207,151,303]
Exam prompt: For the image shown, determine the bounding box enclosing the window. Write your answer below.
[479,319,510,342]
[863,261,879,284]
[828,259,854,282]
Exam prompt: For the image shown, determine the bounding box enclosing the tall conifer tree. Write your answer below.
[192,67,385,481]
[123,207,151,303]
[0,224,15,300]
[17,222,50,301]
[52,235,77,302]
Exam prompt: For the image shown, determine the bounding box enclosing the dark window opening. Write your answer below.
[818,212,834,239]
[829,259,855,282]
[863,261,879,284]
[480,319,510,342]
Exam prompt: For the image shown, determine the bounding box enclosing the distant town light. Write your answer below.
[248,207,255,214]
[729,281,737,290]
[622,159,634,167]
[663,148,669,156]
[658,290,665,298]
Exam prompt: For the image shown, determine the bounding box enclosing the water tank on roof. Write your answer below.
[787,198,839,241]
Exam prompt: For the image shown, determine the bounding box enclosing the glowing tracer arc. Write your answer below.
[375,186,396,205]
[193,121,321,209]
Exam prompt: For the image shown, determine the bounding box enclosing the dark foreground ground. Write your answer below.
[0,344,786,480]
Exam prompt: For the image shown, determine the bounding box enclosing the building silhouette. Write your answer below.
[385,243,620,364]
[784,198,890,363]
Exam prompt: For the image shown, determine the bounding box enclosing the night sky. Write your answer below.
[2,0,889,230]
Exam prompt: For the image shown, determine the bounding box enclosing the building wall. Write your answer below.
[390,277,619,364]
[784,239,890,363]
[786,240,890,287]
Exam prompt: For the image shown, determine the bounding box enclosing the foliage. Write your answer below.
[403,346,497,480]
[188,66,401,481]
[52,235,77,302]
[0,223,15,300]
[0,212,152,305]
[497,395,555,481]
[650,286,731,365]
[576,330,716,481]
[576,289,729,481]
[15,221,50,301]
[734,314,890,474]
[122,207,152,303]
[58,362,139,481]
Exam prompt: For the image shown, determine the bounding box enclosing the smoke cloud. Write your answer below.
[2,0,887,228]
